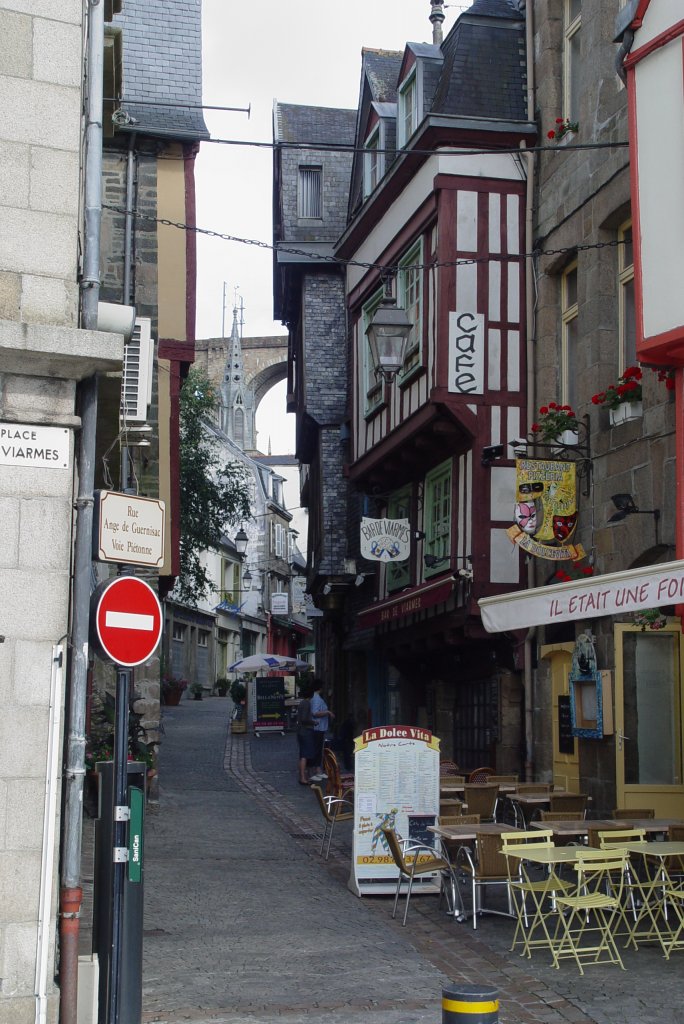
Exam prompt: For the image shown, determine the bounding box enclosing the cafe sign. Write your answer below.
[360,517,410,562]
[508,458,584,562]
[479,558,684,633]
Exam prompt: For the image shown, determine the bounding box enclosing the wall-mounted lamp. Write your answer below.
[608,493,660,543]
[234,526,249,556]
[322,583,332,596]
[242,567,252,584]
[365,275,412,384]
[413,530,426,541]
[424,553,473,582]
[481,444,504,466]
[354,572,375,587]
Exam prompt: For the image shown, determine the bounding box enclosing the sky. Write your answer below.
[195,1,473,455]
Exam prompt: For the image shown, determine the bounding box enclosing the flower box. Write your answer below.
[609,401,643,427]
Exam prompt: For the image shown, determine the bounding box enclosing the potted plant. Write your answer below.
[547,117,579,143]
[591,366,643,426]
[553,563,594,584]
[189,682,204,701]
[161,675,188,706]
[530,402,580,445]
[215,676,230,697]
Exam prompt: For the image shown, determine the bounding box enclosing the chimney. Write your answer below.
[430,0,445,45]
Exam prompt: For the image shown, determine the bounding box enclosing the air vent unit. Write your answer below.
[120,318,154,425]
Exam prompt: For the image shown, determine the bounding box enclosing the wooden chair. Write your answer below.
[439,759,461,776]
[310,784,353,860]
[381,827,458,925]
[612,808,655,820]
[548,792,589,816]
[488,774,519,785]
[322,747,354,800]
[457,830,513,929]
[439,814,481,826]
[552,849,629,974]
[440,799,463,816]
[515,782,552,794]
[463,783,499,822]
[539,810,583,821]
[468,766,495,783]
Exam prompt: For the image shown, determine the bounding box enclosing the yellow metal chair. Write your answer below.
[501,829,571,957]
[310,784,353,860]
[661,885,684,959]
[381,826,458,926]
[551,848,629,974]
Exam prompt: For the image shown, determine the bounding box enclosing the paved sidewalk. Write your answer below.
[141,698,684,1024]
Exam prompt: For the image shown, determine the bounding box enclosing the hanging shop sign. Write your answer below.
[270,592,289,615]
[479,557,684,633]
[507,458,585,562]
[447,311,485,394]
[360,517,410,562]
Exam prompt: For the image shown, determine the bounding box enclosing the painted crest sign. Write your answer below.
[507,459,585,562]
[360,517,410,563]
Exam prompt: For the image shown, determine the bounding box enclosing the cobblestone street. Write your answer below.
[141,699,684,1024]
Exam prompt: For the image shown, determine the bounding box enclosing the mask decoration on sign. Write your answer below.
[508,459,585,562]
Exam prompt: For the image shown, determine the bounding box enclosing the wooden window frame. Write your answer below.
[398,240,424,383]
[398,68,417,148]
[561,260,578,408]
[618,220,635,374]
[298,165,323,220]
[361,286,386,416]
[424,459,452,578]
[364,125,383,198]
[564,0,581,123]
[385,485,412,593]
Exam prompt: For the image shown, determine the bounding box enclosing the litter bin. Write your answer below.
[93,760,146,1024]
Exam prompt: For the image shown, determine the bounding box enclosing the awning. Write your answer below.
[357,577,454,628]
[478,558,684,633]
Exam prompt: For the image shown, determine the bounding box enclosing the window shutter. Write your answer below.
[120,317,153,424]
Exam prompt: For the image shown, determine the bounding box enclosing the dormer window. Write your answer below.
[398,68,417,147]
[298,165,322,219]
[364,126,383,198]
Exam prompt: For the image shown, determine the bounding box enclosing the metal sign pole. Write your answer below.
[108,665,131,1024]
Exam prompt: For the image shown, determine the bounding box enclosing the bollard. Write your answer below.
[442,984,499,1024]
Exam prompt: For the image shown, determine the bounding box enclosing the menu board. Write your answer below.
[348,726,440,897]
[253,677,286,735]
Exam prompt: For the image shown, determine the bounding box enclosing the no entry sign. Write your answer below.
[91,576,163,667]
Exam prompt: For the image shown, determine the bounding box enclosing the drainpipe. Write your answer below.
[60,2,104,1022]
[522,0,536,782]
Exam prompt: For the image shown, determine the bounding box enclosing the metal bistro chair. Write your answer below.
[381,827,459,926]
[310,784,353,860]
[322,747,354,801]
[463,783,499,823]
[468,766,495,783]
[551,849,629,974]
[596,828,647,930]
[501,829,572,957]
[457,829,514,929]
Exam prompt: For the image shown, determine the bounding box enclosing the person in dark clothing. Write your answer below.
[296,681,316,785]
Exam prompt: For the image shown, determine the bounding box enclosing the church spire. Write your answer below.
[220,303,249,447]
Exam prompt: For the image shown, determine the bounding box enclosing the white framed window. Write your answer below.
[275,523,285,558]
[564,0,581,123]
[222,560,240,604]
[424,460,452,576]
[386,486,412,593]
[197,630,209,648]
[618,220,636,373]
[172,623,185,642]
[398,69,417,147]
[398,240,423,377]
[364,126,383,197]
[561,261,578,409]
[361,287,385,414]
[298,165,322,219]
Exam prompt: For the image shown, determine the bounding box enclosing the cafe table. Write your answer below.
[531,817,684,842]
[617,840,684,958]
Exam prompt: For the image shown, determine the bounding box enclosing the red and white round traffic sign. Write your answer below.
[92,576,163,667]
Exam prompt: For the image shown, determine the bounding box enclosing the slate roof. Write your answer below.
[274,103,356,146]
[113,0,209,141]
[362,49,403,104]
[432,0,526,121]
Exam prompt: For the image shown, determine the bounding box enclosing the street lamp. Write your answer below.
[365,276,412,383]
[234,526,249,556]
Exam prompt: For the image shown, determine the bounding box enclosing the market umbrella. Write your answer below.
[228,653,311,673]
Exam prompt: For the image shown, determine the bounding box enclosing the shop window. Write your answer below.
[398,69,417,147]
[398,241,423,379]
[362,287,385,414]
[386,485,412,592]
[561,261,578,409]
[364,126,383,197]
[298,165,322,219]
[424,460,452,576]
[564,0,581,123]
[618,220,636,372]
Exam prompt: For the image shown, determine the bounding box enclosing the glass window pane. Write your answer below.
[568,0,581,23]
[622,225,633,268]
[623,632,680,785]
[564,267,577,309]
[623,278,636,367]
[569,32,581,121]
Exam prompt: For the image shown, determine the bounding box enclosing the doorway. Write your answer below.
[540,643,580,792]
[614,622,684,816]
